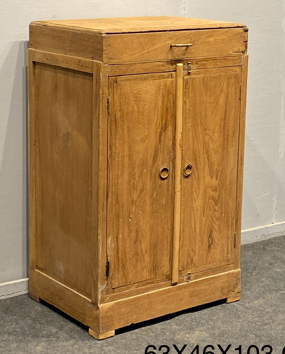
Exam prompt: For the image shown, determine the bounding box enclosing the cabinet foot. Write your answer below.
[29,291,41,303]
[88,328,115,340]
[226,293,241,303]
[227,285,240,304]
[226,274,241,303]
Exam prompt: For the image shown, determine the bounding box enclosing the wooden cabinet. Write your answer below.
[28,16,248,340]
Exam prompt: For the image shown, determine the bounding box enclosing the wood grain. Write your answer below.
[105,29,245,64]
[34,63,93,297]
[104,263,235,303]
[90,61,102,305]
[234,54,249,269]
[29,20,245,64]
[29,48,94,73]
[29,23,103,61]
[226,273,241,303]
[32,16,245,34]
[99,269,240,333]
[28,16,248,339]
[180,66,242,273]
[107,73,175,289]
[108,56,242,76]
[172,63,183,285]
[96,65,109,304]
[28,50,37,270]
[29,268,98,329]
[189,263,235,281]
[89,328,115,340]
[243,27,249,53]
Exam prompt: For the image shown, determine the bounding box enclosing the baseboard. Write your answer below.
[0,278,29,300]
[241,221,285,244]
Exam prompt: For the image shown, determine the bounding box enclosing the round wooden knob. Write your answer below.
[160,167,169,180]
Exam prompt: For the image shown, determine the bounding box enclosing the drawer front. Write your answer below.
[105,28,245,64]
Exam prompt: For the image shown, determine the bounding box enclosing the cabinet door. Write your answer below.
[107,73,175,290]
[180,66,242,274]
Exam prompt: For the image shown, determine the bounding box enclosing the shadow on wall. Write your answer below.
[242,132,285,230]
[0,40,29,282]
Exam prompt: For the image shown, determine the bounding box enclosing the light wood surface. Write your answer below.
[29,48,94,73]
[226,270,241,303]
[30,21,245,64]
[31,16,245,33]
[29,265,240,337]
[29,23,103,61]
[99,269,240,333]
[28,289,40,303]
[90,61,102,305]
[103,262,235,303]
[107,73,175,289]
[29,268,99,329]
[28,50,37,270]
[180,66,241,273]
[34,63,93,297]
[107,56,242,76]
[172,63,183,285]
[95,65,109,304]
[234,54,249,269]
[243,27,249,53]
[89,328,115,340]
[106,29,245,64]
[29,16,248,340]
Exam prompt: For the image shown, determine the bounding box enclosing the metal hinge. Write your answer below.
[239,85,242,100]
[187,62,192,75]
[234,232,237,248]
[186,272,191,283]
[106,259,110,278]
[107,98,110,115]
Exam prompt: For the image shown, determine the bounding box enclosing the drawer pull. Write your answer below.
[184,163,192,177]
[170,43,193,48]
[160,167,169,180]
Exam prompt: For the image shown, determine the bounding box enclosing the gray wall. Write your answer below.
[0,1,284,296]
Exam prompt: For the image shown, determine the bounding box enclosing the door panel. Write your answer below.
[180,67,241,273]
[107,73,175,289]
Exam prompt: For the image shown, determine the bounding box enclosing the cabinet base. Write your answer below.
[29,267,241,340]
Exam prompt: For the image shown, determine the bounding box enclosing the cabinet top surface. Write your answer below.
[30,16,245,34]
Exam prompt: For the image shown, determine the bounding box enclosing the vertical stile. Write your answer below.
[91,61,101,305]
[235,54,249,269]
[172,63,183,285]
[28,49,37,270]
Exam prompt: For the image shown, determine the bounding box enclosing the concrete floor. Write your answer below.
[1,236,285,354]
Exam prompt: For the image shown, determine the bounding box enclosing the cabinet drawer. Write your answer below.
[105,28,245,64]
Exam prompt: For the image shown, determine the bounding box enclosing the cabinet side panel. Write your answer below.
[34,63,93,297]
[180,67,241,273]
